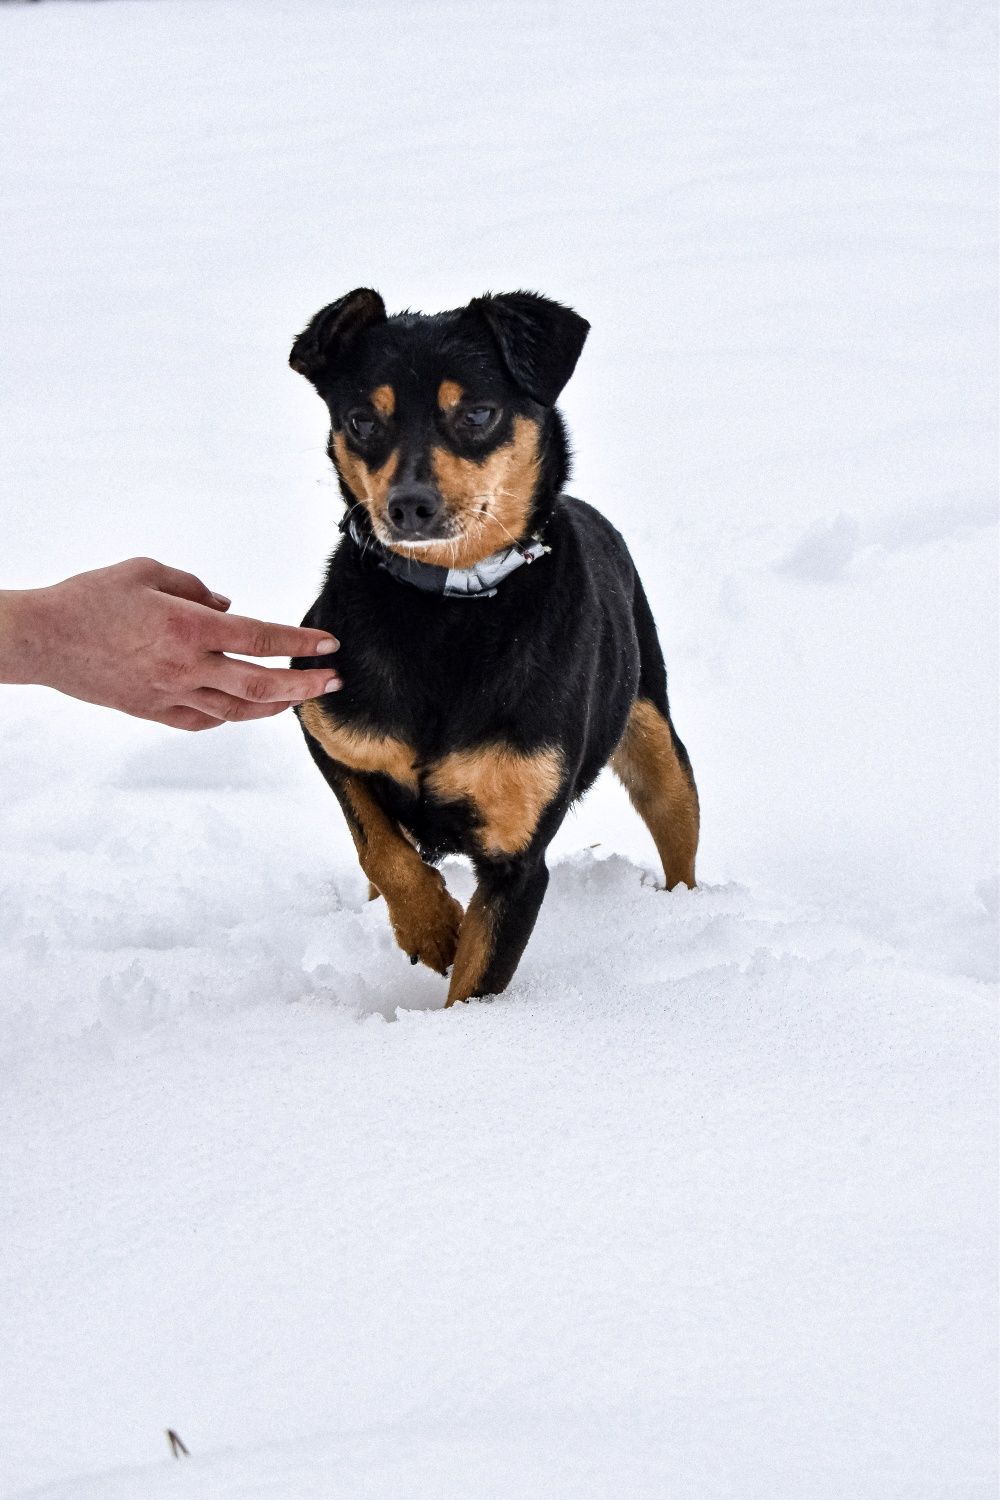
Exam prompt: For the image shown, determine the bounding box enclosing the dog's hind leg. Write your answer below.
[614,575,699,889]
[611,698,699,890]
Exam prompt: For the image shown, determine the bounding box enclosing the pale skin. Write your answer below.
[0,557,342,731]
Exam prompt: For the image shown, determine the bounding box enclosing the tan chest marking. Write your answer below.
[302,705,564,855]
[427,743,563,856]
[330,431,398,510]
[299,701,419,793]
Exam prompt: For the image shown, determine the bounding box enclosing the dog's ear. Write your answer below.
[470,291,590,406]
[289,288,387,387]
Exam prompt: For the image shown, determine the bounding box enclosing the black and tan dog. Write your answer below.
[290,288,698,1005]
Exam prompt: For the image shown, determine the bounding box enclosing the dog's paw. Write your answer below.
[388,879,464,976]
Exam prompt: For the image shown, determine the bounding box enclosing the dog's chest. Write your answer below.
[298,699,563,859]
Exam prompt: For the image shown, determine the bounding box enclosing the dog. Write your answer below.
[289,288,698,1005]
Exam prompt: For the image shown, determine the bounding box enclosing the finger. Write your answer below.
[147,561,231,611]
[206,611,339,659]
[186,688,296,723]
[204,658,342,704]
[156,706,227,732]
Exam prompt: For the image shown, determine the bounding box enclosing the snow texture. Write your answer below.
[1,1,997,1496]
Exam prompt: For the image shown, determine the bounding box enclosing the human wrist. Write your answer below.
[0,587,54,686]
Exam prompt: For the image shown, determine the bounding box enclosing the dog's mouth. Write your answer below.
[381,493,525,555]
[374,511,461,553]
[369,494,510,567]
[386,532,457,551]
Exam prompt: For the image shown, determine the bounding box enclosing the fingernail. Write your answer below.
[211,592,231,607]
[315,637,339,654]
[324,676,342,692]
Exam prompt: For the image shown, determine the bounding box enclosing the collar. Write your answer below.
[339,511,550,599]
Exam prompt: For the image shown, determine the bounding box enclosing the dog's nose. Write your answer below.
[386,485,443,538]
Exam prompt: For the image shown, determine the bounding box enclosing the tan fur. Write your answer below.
[370,384,395,417]
[610,699,698,889]
[341,778,463,974]
[427,743,563,856]
[331,431,399,513]
[414,415,540,569]
[437,379,464,411]
[299,700,419,793]
[446,887,495,1005]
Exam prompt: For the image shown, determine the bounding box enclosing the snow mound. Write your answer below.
[1,791,994,1497]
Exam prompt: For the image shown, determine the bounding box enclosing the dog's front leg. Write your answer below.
[446,855,550,1005]
[337,775,464,975]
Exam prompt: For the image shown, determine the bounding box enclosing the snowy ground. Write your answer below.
[1,1,997,1495]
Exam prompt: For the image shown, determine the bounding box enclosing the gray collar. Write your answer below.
[340,512,550,599]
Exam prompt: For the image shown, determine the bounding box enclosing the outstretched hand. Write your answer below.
[0,557,341,730]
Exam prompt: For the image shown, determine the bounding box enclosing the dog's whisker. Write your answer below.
[462,491,537,552]
[337,498,366,526]
[482,515,522,549]
[470,507,526,551]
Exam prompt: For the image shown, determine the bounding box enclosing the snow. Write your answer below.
[0,0,996,1496]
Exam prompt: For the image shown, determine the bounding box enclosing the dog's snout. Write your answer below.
[387,484,443,538]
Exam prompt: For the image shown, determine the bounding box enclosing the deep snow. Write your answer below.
[0,0,997,1496]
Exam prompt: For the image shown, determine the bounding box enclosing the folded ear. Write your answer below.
[470,291,590,406]
[289,288,387,387]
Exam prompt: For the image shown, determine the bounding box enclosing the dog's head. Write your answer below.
[290,289,589,568]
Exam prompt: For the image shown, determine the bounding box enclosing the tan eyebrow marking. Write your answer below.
[437,379,465,412]
[370,384,395,417]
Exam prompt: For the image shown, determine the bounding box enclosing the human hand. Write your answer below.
[0,557,341,730]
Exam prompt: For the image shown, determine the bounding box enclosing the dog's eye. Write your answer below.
[462,405,496,429]
[348,411,378,441]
